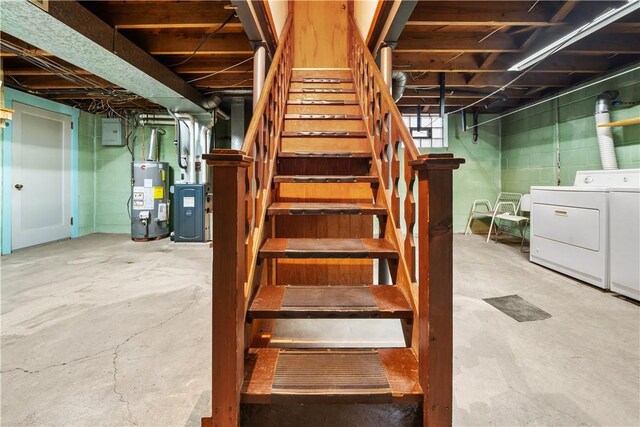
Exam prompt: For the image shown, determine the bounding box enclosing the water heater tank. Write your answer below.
[131,161,170,241]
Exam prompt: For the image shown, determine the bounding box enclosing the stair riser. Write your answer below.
[283,119,365,132]
[281,137,370,154]
[288,93,357,101]
[289,82,354,89]
[291,69,352,79]
[286,105,362,115]
[278,158,371,176]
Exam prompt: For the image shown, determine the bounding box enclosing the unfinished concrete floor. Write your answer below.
[1,233,638,426]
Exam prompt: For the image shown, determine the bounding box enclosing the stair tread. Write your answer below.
[249,285,411,319]
[281,131,367,138]
[278,151,371,158]
[273,175,378,183]
[289,88,355,93]
[284,114,362,120]
[259,238,398,259]
[268,202,386,215]
[287,100,359,105]
[242,348,421,404]
[291,78,353,83]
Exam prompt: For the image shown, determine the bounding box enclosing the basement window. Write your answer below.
[401,114,447,148]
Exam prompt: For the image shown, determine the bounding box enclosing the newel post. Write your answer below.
[202,150,252,427]
[410,153,464,426]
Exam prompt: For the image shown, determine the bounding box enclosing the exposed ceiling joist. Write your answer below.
[80,1,243,30]
[405,1,558,27]
[0,0,207,114]
[392,53,610,73]
[396,32,518,53]
[126,31,253,56]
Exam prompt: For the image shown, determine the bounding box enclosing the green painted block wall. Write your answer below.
[78,111,96,236]
[416,114,502,233]
[502,67,640,195]
[94,123,178,234]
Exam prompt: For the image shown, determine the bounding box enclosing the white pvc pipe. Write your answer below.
[199,118,214,184]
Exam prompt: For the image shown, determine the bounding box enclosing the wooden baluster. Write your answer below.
[404,160,417,282]
[410,153,464,427]
[391,130,401,226]
[203,150,253,427]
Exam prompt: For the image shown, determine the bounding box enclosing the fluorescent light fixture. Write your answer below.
[509,0,640,71]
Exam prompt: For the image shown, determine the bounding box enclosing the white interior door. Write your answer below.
[11,102,71,250]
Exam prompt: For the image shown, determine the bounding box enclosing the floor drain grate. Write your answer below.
[483,294,551,322]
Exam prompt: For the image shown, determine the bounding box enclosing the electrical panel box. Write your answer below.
[174,184,205,242]
[102,118,126,146]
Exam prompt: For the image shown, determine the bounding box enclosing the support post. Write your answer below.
[379,43,393,285]
[410,153,464,427]
[202,150,252,427]
[253,45,266,110]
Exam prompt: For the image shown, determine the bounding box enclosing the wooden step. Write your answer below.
[291,69,352,79]
[290,88,356,94]
[284,114,362,120]
[242,348,421,404]
[273,175,378,183]
[280,131,367,138]
[259,238,397,259]
[248,285,411,319]
[268,202,385,215]
[289,92,357,101]
[290,82,354,90]
[281,136,370,154]
[291,78,353,84]
[283,119,364,133]
[287,99,359,105]
[286,103,362,116]
[278,151,371,159]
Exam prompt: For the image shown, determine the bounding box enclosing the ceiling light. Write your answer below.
[509,0,640,72]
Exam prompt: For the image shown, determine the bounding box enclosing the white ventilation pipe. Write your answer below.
[595,91,619,170]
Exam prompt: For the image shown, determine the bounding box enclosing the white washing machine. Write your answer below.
[530,169,640,289]
[609,186,640,300]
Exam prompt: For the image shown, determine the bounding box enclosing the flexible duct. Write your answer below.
[392,72,407,102]
[595,90,619,170]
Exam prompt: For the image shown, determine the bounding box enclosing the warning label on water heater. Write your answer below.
[133,186,154,210]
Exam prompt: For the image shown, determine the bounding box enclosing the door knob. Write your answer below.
[15,184,23,190]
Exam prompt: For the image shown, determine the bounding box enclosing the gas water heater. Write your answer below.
[131,161,170,241]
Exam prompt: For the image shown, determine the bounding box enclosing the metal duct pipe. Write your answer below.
[595,90,620,170]
[167,110,188,172]
[146,127,166,161]
[392,71,407,102]
[175,112,197,183]
[199,117,215,184]
[216,108,230,121]
[139,120,176,126]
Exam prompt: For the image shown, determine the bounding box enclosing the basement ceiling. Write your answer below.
[396,0,640,113]
[1,0,639,115]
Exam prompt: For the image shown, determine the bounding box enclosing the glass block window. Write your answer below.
[401,114,447,148]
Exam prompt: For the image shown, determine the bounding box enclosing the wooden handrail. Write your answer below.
[348,16,464,427]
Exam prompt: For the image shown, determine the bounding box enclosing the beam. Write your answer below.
[392,53,609,73]
[397,97,520,108]
[128,31,253,56]
[396,32,518,53]
[400,89,536,99]
[405,1,559,27]
[403,72,576,88]
[80,1,243,31]
[165,58,254,75]
[0,0,207,114]
[520,1,580,53]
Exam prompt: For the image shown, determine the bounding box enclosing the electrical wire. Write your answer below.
[169,11,237,67]
[459,64,640,130]
[186,56,254,84]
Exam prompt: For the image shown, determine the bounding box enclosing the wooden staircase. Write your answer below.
[202,6,464,427]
